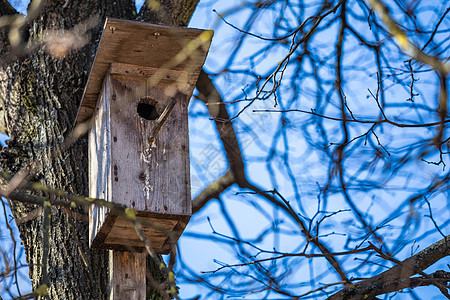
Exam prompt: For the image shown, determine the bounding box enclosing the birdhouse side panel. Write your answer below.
[89,75,112,247]
[109,76,191,216]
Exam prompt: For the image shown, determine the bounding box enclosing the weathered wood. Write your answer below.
[109,63,191,86]
[92,213,188,253]
[109,251,146,300]
[89,73,112,249]
[110,76,191,215]
[75,18,212,126]
[89,67,192,253]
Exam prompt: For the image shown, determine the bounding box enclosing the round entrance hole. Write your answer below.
[137,99,159,120]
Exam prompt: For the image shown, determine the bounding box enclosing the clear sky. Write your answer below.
[1,1,448,299]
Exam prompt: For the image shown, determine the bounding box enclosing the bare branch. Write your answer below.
[329,236,450,299]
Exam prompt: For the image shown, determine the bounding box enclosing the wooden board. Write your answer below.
[89,69,191,252]
[109,251,146,299]
[75,18,213,127]
[89,74,111,247]
[109,76,191,216]
[92,213,189,254]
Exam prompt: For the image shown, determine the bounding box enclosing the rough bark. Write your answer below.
[0,0,15,16]
[0,0,199,298]
[137,0,200,26]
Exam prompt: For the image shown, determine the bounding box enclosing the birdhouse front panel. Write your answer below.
[109,73,191,215]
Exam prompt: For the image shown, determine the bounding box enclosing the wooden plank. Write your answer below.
[75,18,212,127]
[106,216,178,248]
[109,77,191,216]
[91,213,188,253]
[109,63,191,85]
[89,71,191,252]
[89,74,112,247]
[109,251,146,300]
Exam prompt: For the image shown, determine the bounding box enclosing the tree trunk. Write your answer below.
[0,0,199,298]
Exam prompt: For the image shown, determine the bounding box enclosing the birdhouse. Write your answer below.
[74,18,213,253]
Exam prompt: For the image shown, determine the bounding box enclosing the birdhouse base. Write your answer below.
[90,212,189,254]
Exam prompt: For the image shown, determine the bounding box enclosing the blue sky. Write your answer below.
[1,1,449,299]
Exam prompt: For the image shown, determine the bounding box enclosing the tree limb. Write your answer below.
[196,69,247,184]
[194,69,350,282]
[0,0,16,16]
[137,0,200,26]
[329,236,450,299]
[192,170,234,213]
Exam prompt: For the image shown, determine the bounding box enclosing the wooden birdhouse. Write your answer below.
[74,18,212,254]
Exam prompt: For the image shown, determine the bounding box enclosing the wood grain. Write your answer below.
[86,18,207,254]
[110,76,191,215]
[89,68,191,253]
[75,18,212,126]
[89,74,111,248]
[109,251,146,300]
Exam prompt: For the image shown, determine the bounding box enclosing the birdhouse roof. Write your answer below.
[74,18,213,127]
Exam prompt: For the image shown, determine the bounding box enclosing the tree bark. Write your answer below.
[0,0,199,298]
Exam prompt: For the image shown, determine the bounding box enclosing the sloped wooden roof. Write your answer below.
[74,18,213,127]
